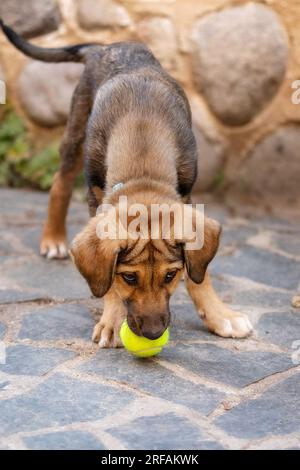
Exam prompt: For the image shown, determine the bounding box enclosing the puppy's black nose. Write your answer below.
[141,329,166,340]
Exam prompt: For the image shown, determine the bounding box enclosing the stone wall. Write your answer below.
[0,0,300,208]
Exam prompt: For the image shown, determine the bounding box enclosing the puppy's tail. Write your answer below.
[0,19,98,63]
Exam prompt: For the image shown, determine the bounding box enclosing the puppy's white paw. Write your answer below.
[230,315,253,338]
[205,310,253,339]
[40,238,68,259]
[92,321,123,348]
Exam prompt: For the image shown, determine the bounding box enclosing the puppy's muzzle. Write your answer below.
[127,309,170,340]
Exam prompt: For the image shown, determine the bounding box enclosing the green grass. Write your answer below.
[0,104,83,190]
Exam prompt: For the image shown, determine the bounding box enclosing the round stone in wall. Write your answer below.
[233,126,300,204]
[0,0,61,38]
[77,0,131,30]
[137,17,177,71]
[18,62,84,127]
[190,94,226,193]
[192,125,225,193]
[191,3,289,126]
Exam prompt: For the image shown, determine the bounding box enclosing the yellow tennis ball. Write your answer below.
[120,320,169,358]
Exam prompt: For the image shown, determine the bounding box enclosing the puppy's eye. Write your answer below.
[164,270,177,284]
[121,272,138,285]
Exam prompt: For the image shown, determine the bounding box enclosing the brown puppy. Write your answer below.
[1,21,252,346]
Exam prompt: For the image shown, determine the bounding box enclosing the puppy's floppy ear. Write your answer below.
[69,216,124,298]
[184,214,221,284]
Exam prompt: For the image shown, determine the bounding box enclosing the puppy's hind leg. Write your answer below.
[186,272,253,338]
[40,79,91,259]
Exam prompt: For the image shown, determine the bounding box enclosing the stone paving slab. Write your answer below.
[0,381,10,390]
[272,232,300,257]
[2,255,90,300]
[0,321,6,339]
[19,304,95,341]
[78,349,224,414]
[211,245,300,290]
[0,224,85,256]
[0,288,49,305]
[257,311,300,349]
[0,188,48,223]
[0,188,300,449]
[215,373,300,438]
[0,373,134,435]
[223,289,293,309]
[220,225,258,249]
[163,343,295,388]
[106,412,223,450]
[0,344,77,376]
[24,430,106,450]
[170,303,215,342]
[0,188,88,226]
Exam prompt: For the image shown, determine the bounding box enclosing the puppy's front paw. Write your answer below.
[204,309,253,339]
[40,236,68,259]
[92,321,123,348]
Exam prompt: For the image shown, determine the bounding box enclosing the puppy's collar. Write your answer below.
[112,182,124,192]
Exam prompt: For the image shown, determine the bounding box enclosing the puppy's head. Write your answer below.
[70,204,221,339]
